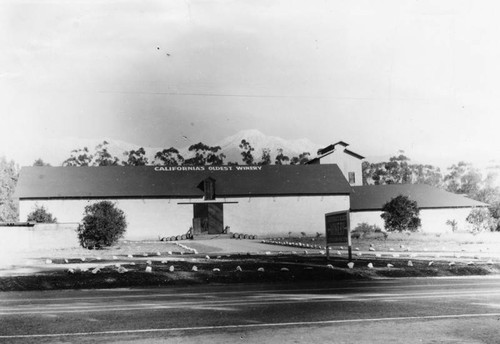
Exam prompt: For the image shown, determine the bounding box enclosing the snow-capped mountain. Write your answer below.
[214,129,323,164]
[6,130,498,186]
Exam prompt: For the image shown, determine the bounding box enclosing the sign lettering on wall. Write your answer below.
[154,166,263,172]
[325,211,349,244]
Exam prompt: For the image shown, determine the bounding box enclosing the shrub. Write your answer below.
[466,207,498,233]
[27,205,57,223]
[381,195,421,232]
[353,222,383,234]
[445,219,458,232]
[352,222,387,239]
[77,201,127,249]
[353,222,382,232]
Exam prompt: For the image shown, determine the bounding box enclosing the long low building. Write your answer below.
[350,184,487,233]
[14,159,488,243]
[15,164,352,240]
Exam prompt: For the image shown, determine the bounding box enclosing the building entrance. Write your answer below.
[192,203,224,235]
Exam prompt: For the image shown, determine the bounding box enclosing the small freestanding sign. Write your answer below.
[325,211,351,260]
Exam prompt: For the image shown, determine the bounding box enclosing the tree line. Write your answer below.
[362,151,500,230]
[60,140,311,167]
[1,142,499,229]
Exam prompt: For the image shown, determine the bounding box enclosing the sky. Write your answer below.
[1,0,499,168]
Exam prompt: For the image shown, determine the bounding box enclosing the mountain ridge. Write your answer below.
[5,130,499,188]
[12,130,325,166]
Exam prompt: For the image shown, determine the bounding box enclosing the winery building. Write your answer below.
[14,140,487,241]
[15,164,351,240]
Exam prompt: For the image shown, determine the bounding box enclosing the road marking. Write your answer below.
[2,281,500,303]
[1,313,500,339]
[471,303,500,309]
[3,290,500,315]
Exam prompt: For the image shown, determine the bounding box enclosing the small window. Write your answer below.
[348,172,356,184]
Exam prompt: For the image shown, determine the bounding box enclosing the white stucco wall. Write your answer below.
[0,224,80,266]
[20,195,350,240]
[0,224,80,253]
[318,150,363,186]
[419,208,474,233]
[20,199,194,240]
[350,208,475,233]
[225,195,350,236]
[349,211,385,230]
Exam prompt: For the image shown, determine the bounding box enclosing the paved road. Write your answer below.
[1,277,500,343]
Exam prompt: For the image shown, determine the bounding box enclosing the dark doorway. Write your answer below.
[192,203,224,235]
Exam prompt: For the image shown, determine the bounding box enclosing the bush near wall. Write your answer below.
[381,195,421,232]
[466,208,498,233]
[77,201,127,249]
[26,205,57,223]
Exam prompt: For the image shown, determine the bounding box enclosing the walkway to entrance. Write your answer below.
[176,238,322,255]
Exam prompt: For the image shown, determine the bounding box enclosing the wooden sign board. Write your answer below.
[325,211,350,244]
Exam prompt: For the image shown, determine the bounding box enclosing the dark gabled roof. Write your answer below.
[313,141,365,161]
[350,184,487,211]
[15,164,352,200]
[317,141,349,155]
[344,149,365,160]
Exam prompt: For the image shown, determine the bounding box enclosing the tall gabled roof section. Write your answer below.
[308,141,365,164]
[15,164,352,200]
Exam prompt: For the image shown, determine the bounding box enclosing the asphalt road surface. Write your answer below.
[1,277,500,343]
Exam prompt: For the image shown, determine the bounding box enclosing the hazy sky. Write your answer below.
[1,0,499,166]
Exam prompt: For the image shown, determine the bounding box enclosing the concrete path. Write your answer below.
[177,239,322,255]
